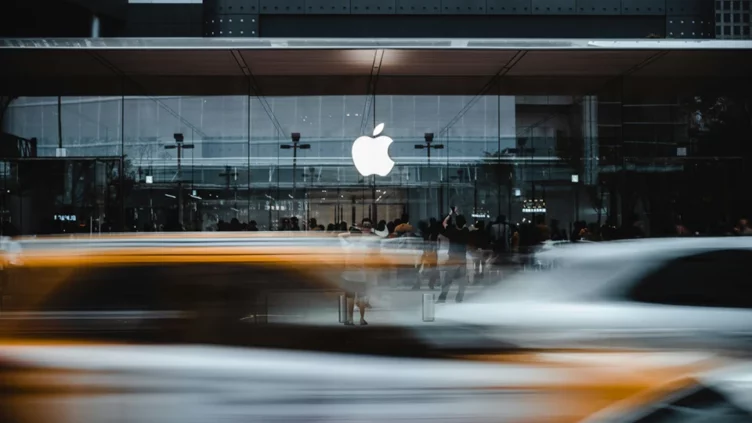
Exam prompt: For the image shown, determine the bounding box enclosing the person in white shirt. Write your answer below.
[339,218,380,325]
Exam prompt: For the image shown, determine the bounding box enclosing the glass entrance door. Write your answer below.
[307,187,406,230]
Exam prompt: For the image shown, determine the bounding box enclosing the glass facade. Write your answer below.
[3,87,751,238]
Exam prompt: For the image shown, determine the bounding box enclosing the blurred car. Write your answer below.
[0,233,414,344]
[584,358,752,422]
[3,235,752,422]
[436,237,752,350]
[3,339,751,422]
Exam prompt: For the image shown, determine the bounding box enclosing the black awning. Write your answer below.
[1,38,751,96]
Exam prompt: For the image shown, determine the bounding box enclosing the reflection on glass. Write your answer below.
[2,93,750,239]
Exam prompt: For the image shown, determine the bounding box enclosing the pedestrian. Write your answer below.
[470,220,490,282]
[412,218,440,290]
[339,217,379,326]
[438,208,470,303]
[386,221,396,237]
[375,219,389,238]
[488,215,510,266]
[735,218,752,235]
[394,213,415,236]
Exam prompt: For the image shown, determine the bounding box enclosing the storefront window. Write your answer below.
[2,85,751,237]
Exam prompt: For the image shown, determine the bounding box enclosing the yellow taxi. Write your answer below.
[0,234,749,423]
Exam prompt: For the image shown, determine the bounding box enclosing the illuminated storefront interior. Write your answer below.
[1,39,751,235]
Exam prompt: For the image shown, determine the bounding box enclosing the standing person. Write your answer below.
[735,218,752,235]
[394,213,415,236]
[388,218,403,238]
[339,218,379,326]
[438,208,470,303]
[535,216,550,243]
[386,221,396,237]
[488,215,510,266]
[374,219,389,238]
[550,220,562,241]
[413,218,441,290]
[470,220,490,282]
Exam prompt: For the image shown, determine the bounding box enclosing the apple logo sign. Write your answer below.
[352,123,395,177]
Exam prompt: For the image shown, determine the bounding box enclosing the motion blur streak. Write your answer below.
[0,345,716,423]
[2,235,752,422]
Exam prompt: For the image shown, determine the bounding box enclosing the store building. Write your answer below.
[2,37,751,235]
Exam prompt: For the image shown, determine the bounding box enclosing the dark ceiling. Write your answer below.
[1,38,751,96]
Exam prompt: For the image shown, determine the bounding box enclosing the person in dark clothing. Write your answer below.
[571,221,586,242]
[1,222,19,237]
[438,210,470,303]
[550,219,562,241]
[248,220,259,231]
[488,215,511,267]
[290,217,301,231]
[386,221,396,236]
[375,219,388,237]
[164,210,184,232]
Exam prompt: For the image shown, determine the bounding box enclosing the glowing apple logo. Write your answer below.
[352,123,395,177]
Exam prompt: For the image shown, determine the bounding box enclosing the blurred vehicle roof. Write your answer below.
[536,237,752,263]
[10,232,421,268]
[438,237,752,351]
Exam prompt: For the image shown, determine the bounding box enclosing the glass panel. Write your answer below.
[121,96,251,232]
[2,96,122,158]
[2,74,750,241]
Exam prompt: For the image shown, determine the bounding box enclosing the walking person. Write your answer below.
[437,208,470,303]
